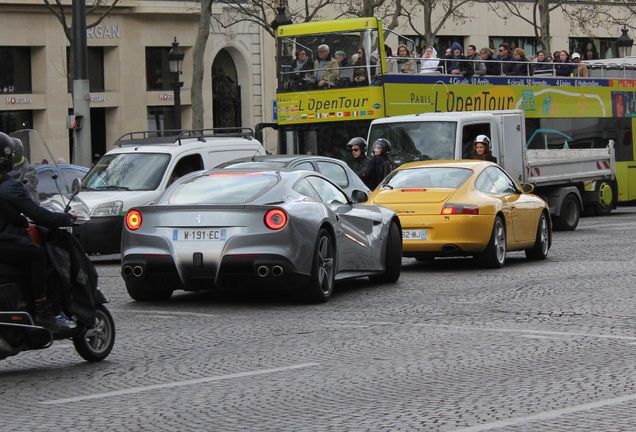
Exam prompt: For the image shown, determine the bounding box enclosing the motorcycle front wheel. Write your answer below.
[73,304,115,362]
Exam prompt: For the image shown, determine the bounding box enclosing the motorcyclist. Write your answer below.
[8,137,39,203]
[0,132,76,331]
[346,137,377,191]
[371,138,395,187]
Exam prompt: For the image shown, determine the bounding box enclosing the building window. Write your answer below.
[0,110,33,135]
[569,38,616,60]
[147,106,178,132]
[66,47,105,92]
[146,47,172,91]
[0,47,32,94]
[490,37,538,57]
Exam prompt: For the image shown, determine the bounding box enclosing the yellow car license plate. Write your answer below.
[402,230,426,240]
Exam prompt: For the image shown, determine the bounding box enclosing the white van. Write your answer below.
[74,128,266,254]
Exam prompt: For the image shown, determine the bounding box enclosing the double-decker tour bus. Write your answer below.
[274,18,636,211]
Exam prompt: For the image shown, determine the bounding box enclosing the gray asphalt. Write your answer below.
[1,207,636,431]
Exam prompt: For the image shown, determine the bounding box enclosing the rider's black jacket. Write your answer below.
[0,176,73,246]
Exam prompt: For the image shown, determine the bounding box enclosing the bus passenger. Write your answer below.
[284,48,313,91]
[497,43,515,75]
[419,46,439,74]
[397,45,417,73]
[466,45,485,77]
[313,44,339,89]
[353,47,369,85]
[571,53,588,77]
[554,50,575,77]
[448,42,474,77]
[480,47,501,75]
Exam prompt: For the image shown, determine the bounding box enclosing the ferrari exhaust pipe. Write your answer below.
[123,265,133,277]
[132,266,144,277]
[257,266,269,277]
[272,265,284,277]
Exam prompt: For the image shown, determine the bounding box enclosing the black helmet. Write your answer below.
[0,132,14,173]
[10,138,24,165]
[474,134,491,150]
[346,137,367,152]
[372,138,392,154]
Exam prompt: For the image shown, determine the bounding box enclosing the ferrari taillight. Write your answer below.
[125,209,142,230]
[264,208,287,230]
[441,204,479,215]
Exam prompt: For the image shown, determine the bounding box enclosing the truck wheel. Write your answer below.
[126,280,173,301]
[553,194,580,231]
[475,216,506,268]
[525,212,550,260]
[592,180,616,216]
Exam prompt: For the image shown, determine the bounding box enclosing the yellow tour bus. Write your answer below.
[274,18,636,212]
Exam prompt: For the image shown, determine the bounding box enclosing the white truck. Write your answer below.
[74,128,266,254]
[367,110,616,231]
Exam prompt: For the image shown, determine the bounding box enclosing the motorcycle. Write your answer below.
[0,129,115,362]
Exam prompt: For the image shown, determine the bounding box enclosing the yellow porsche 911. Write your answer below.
[366,160,551,268]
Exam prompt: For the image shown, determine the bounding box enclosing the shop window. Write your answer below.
[147,106,178,133]
[569,38,616,60]
[66,47,105,92]
[146,47,172,91]
[0,47,32,94]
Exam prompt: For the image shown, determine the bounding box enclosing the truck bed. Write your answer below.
[525,143,615,187]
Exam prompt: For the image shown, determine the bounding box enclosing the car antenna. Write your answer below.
[251,149,260,161]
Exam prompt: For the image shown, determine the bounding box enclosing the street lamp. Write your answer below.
[168,36,184,130]
[270,4,292,31]
[616,27,633,58]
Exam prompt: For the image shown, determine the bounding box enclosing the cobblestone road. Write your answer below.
[2,208,636,431]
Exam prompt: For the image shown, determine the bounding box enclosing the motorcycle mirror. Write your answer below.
[71,178,81,195]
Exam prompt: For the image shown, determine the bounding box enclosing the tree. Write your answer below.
[43,0,121,80]
[402,0,473,49]
[192,0,213,130]
[486,0,561,54]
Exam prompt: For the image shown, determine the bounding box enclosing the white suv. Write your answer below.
[74,128,266,254]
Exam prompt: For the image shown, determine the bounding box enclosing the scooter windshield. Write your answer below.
[9,129,88,216]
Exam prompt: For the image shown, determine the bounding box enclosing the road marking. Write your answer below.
[453,393,636,431]
[109,309,218,318]
[414,323,636,341]
[40,363,319,405]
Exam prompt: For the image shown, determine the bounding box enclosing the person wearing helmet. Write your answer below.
[473,135,497,163]
[371,138,395,186]
[346,137,377,190]
[8,137,39,203]
[0,131,77,331]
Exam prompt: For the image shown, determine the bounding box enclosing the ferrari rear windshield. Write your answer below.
[385,167,472,189]
[168,172,279,204]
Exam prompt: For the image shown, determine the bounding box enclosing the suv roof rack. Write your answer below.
[115,127,255,147]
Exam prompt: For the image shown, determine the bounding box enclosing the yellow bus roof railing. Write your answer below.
[277,17,382,37]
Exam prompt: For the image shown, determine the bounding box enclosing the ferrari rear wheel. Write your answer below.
[304,228,335,303]
[475,216,506,268]
[525,212,550,260]
[369,220,402,283]
[126,280,174,302]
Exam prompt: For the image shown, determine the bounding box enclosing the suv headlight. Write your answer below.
[92,201,123,217]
